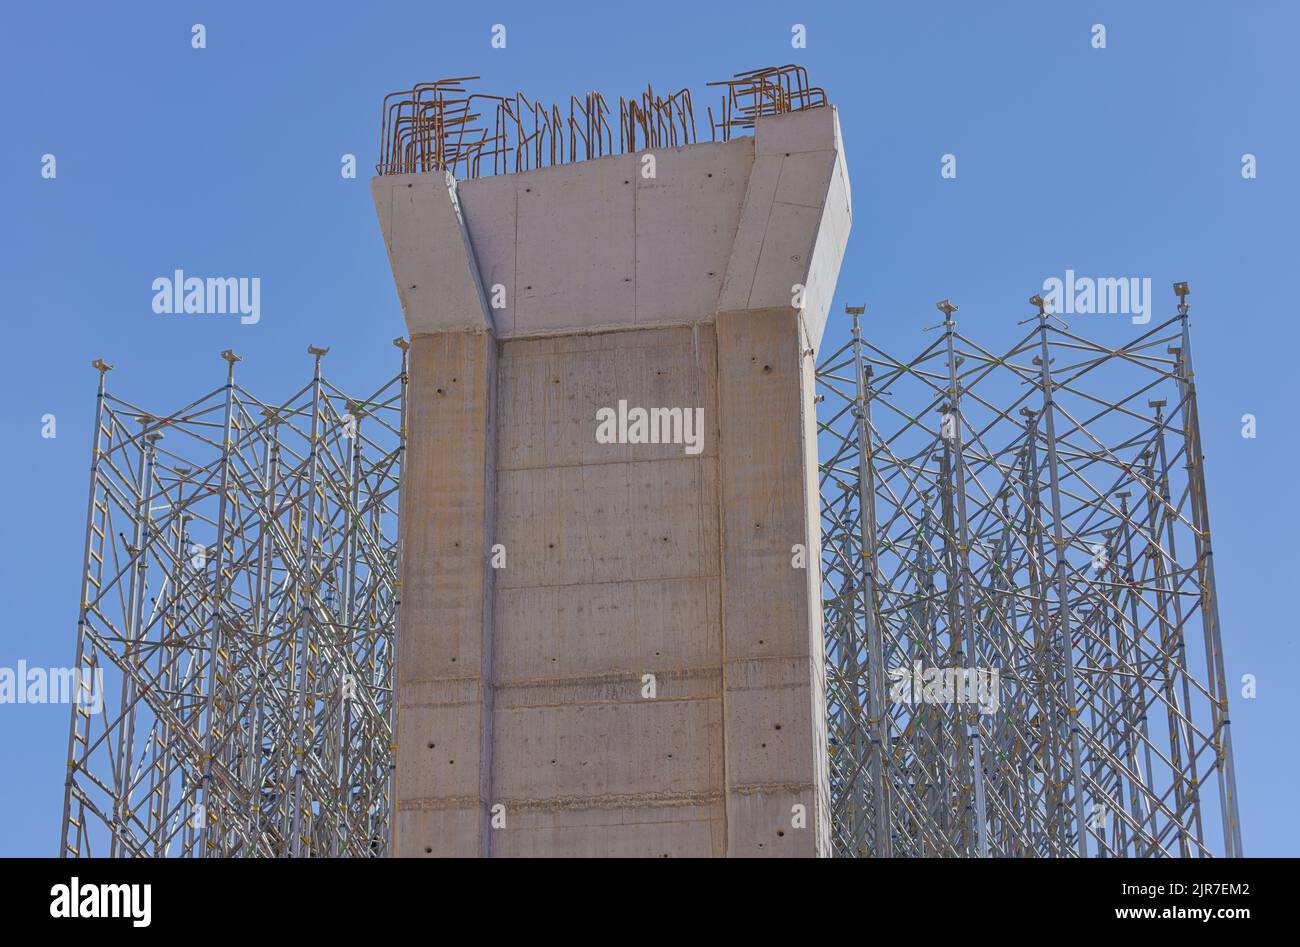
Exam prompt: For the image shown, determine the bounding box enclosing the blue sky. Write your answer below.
[1,0,1296,856]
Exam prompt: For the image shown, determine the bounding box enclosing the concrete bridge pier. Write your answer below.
[373,105,851,856]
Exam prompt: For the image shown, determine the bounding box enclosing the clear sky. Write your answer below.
[1,0,1296,856]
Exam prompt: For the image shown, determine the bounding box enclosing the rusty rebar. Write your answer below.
[376,66,825,178]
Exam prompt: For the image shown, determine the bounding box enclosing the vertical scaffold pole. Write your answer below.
[1172,283,1243,858]
[60,358,114,857]
[938,300,990,857]
[849,307,892,857]
[1032,299,1091,857]
[199,349,241,856]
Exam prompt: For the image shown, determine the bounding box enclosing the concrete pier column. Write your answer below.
[392,330,496,857]
[716,306,833,856]
[373,104,850,857]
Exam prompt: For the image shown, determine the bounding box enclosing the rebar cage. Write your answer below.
[61,298,1241,858]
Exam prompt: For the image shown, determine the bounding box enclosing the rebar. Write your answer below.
[376,65,827,178]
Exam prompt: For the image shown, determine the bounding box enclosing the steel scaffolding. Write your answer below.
[62,287,1241,858]
[60,344,407,857]
[817,287,1242,857]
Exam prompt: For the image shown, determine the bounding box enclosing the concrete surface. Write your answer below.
[375,105,850,857]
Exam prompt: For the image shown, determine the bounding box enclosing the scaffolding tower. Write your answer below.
[59,344,407,857]
[817,287,1242,857]
[61,287,1241,858]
